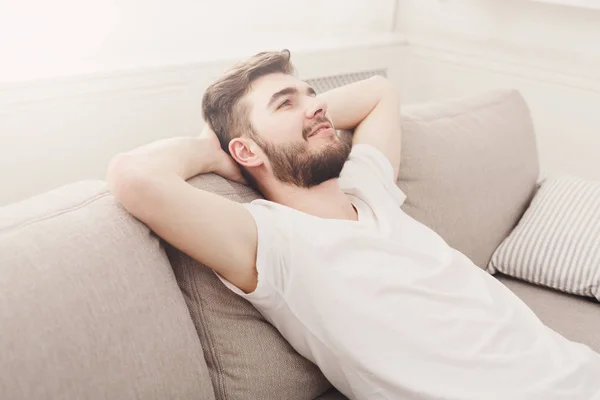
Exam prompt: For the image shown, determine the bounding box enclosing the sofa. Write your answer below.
[1,89,598,400]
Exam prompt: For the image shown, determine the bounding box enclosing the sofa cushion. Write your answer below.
[168,173,331,400]
[489,174,600,300]
[0,181,214,400]
[496,274,600,352]
[397,90,540,269]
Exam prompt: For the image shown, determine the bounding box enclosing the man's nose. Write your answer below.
[305,98,328,119]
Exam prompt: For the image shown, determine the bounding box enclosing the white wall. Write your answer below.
[0,0,399,206]
[396,0,600,58]
[0,0,396,83]
[2,0,600,206]
[395,0,600,181]
[0,38,406,206]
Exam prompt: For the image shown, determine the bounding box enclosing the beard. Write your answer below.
[253,123,352,188]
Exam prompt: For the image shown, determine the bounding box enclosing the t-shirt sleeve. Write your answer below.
[214,200,289,310]
[339,143,407,207]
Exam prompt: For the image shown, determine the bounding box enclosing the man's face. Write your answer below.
[243,72,351,188]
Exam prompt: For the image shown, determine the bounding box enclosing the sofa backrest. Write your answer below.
[0,181,215,399]
[398,89,540,269]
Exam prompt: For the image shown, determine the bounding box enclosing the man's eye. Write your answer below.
[277,100,290,109]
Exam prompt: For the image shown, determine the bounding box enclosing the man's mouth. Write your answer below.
[308,122,333,138]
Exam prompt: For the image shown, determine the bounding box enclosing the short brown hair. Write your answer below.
[202,50,295,186]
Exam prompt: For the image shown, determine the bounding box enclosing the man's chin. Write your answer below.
[310,132,342,149]
[266,135,351,188]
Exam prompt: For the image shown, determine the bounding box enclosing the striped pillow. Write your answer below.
[488,174,600,300]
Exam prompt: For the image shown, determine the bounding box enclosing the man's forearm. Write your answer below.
[108,136,218,182]
[318,75,394,131]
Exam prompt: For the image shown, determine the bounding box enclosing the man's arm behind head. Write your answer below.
[106,135,259,294]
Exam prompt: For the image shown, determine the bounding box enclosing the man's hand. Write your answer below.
[201,124,247,185]
[212,151,247,185]
[319,76,402,180]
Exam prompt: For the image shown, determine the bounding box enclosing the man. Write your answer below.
[107,50,600,400]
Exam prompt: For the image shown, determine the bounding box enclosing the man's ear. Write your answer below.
[229,138,264,168]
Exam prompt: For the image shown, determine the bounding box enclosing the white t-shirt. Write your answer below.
[217,144,600,400]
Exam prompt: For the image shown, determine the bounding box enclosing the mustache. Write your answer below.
[302,117,332,140]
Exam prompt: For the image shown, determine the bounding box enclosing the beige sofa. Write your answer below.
[1,90,598,400]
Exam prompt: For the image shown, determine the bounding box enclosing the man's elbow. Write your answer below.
[107,155,157,216]
[370,75,395,93]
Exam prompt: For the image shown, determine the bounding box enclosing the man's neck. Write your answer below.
[263,179,358,221]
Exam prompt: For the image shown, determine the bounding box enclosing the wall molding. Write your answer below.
[404,34,600,93]
[527,0,600,10]
[0,35,408,113]
[5,31,597,111]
